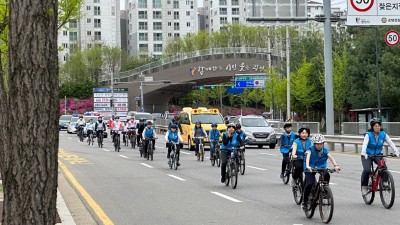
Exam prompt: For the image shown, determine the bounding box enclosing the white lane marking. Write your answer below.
[390,170,400,174]
[67,137,72,140]
[260,153,278,156]
[155,146,164,149]
[180,151,191,155]
[102,149,110,152]
[247,166,267,171]
[293,224,303,225]
[166,174,186,181]
[141,163,153,168]
[119,155,129,159]
[211,192,242,203]
[205,156,210,159]
[330,183,338,185]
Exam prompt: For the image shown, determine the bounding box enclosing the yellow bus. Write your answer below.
[179,107,226,150]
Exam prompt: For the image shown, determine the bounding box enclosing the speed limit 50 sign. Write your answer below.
[347,0,400,26]
[385,30,400,47]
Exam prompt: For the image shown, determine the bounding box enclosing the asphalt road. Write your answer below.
[59,132,400,225]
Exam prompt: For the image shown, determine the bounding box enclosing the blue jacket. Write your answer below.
[144,127,155,139]
[294,138,312,158]
[304,146,329,173]
[209,129,220,141]
[167,130,179,143]
[279,131,296,154]
[366,131,386,156]
[237,130,246,142]
[221,132,239,152]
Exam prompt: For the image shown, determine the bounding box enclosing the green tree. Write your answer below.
[85,45,103,83]
[103,45,122,77]
[60,50,89,83]
[58,0,84,29]
[249,88,265,109]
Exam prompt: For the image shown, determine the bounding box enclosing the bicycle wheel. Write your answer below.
[379,170,395,209]
[230,161,238,189]
[150,146,153,161]
[362,175,375,205]
[319,185,334,223]
[216,150,221,167]
[169,154,173,169]
[200,145,204,161]
[174,153,178,170]
[225,163,230,186]
[240,154,245,175]
[305,198,316,219]
[117,138,120,152]
[87,134,91,145]
[293,178,303,205]
[282,163,291,184]
[211,154,215,166]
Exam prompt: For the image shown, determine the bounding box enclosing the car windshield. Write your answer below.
[60,115,71,121]
[84,116,98,123]
[135,114,153,120]
[242,118,269,127]
[191,114,224,124]
[70,117,80,123]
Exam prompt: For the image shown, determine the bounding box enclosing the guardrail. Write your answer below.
[269,121,320,134]
[342,122,400,136]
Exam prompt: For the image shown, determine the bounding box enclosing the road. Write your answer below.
[59,132,400,225]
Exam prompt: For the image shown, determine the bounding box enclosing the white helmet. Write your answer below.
[311,134,325,144]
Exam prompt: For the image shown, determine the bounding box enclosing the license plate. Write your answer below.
[256,138,267,142]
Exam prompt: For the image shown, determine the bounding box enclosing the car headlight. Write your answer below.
[245,131,253,137]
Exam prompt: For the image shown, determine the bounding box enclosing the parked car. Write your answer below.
[151,113,162,120]
[59,115,72,130]
[67,117,80,134]
[233,115,277,149]
[126,111,138,120]
[224,116,236,124]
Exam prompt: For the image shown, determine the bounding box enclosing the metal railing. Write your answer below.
[269,121,320,134]
[342,122,400,136]
[100,47,271,83]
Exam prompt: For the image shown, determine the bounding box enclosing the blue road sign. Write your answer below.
[226,87,244,94]
[235,74,267,88]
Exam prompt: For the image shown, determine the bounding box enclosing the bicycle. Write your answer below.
[113,130,121,152]
[77,125,85,142]
[282,151,293,185]
[122,131,129,147]
[362,154,396,209]
[292,157,304,205]
[87,131,94,146]
[304,168,336,224]
[97,130,103,148]
[169,141,179,170]
[194,137,205,161]
[145,137,156,161]
[224,148,238,189]
[210,141,221,167]
[129,129,136,149]
[237,147,245,175]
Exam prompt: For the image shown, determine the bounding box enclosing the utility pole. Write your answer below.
[140,81,144,112]
[111,68,114,116]
[286,26,291,121]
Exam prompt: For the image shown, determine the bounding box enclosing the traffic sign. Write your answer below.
[135,96,141,101]
[385,30,400,47]
[235,74,267,88]
[347,0,400,26]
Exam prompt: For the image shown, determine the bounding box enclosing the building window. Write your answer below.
[111,6,116,16]
[168,22,171,26]
[174,33,180,38]
[70,44,78,53]
[62,43,68,48]
[86,6,91,10]
[87,31,92,36]
[168,33,172,37]
[168,11,171,15]
[232,8,239,15]
[87,18,91,23]
[153,0,161,8]
[219,0,227,5]
[139,44,148,52]
[69,20,77,28]
[94,6,101,16]
[138,0,147,8]
[153,22,162,30]
[63,30,67,36]
[173,1,179,8]
[153,33,162,41]
[186,11,190,16]
[87,43,92,48]
[220,17,227,24]
[186,0,190,5]
[153,11,162,19]
[94,31,101,40]
[187,22,190,27]
[174,11,179,19]
[167,0,171,4]
[94,19,101,28]
[139,11,148,19]
[139,33,148,41]
[174,22,179,30]
[232,17,240,24]
[219,8,227,15]
[94,0,100,3]
[232,0,239,6]
[69,32,77,41]
[154,44,163,52]
[139,22,148,30]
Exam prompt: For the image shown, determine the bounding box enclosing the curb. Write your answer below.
[57,189,77,225]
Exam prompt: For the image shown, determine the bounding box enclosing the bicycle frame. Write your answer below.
[369,157,386,192]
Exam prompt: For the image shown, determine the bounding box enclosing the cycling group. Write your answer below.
[75,116,106,147]
[279,118,399,223]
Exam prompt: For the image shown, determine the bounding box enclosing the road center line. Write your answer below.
[155,146,164,149]
[390,170,400,174]
[211,192,242,203]
[166,174,186,181]
[247,166,267,171]
[119,155,129,159]
[102,149,110,152]
[180,151,191,155]
[260,153,278,156]
[140,163,153,168]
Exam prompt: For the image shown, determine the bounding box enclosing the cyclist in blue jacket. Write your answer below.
[302,134,340,212]
[220,123,244,183]
[279,123,297,178]
[209,123,220,159]
[291,127,312,182]
[236,123,246,148]
[165,124,183,166]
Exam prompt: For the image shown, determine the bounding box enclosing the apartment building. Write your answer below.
[126,0,199,58]
[204,0,245,32]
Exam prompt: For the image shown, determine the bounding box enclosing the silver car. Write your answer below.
[234,115,277,149]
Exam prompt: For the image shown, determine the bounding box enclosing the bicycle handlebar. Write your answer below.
[368,153,397,159]
[310,168,337,173]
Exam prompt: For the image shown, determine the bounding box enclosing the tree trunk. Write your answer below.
[0,0,59,224]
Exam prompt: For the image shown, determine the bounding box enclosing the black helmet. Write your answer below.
[298,126,310,136]
[235,123,241,129]
[283,123,292,129]
[115,116,120,119]
[227,123,236,130]
[170,124,177,129]
[174,115,179,120]
[211,123,218,127]
[195,121,201,126]
[370,118,382,128]
[140,118,146,122]
[79,116,83,118]
[146,121,153,125]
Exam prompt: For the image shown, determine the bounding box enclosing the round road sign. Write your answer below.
[385,30,400,47]
[350,0,375,12]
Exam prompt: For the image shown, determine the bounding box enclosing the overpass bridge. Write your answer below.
[100,47,282,113]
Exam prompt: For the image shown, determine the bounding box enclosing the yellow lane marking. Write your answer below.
[59,148,92,164]
[59,160,114,225]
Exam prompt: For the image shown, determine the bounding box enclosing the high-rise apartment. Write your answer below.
[58,0,121,63]
[204,0,245,32]
[126,0,198,58]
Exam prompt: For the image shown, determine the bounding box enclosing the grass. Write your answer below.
[0,184,3,192]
